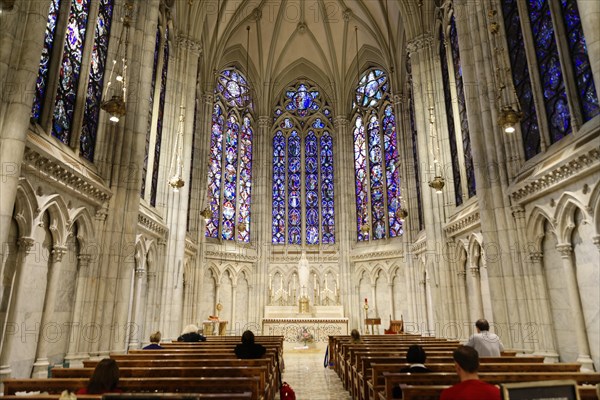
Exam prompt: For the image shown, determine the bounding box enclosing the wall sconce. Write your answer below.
[200,207,213,223]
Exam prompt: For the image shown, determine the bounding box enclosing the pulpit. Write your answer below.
[365,317,381,334]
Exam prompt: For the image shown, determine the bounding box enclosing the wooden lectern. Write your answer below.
[365,317,381,334]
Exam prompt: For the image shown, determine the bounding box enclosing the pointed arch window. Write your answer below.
[205,69,254,242]
[271,82,335,245]
[500,0,598,155]
[448,15,476,200]
[31,0,114,162]
[352,68,402,241]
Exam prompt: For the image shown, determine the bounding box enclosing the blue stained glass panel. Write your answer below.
[237,115,253,242]
[272,131,286,244]
[32,0,62,121]
[407,59,424,230]
[440,26,463,205]
[353,117,369,241]
[305,132,319,244]
[206,105,224,238]
[501,0,541,160]
[559,0,599,121]
[51,0,91,144]
[527,0,571,143]
[450,16,476,198]
[383,105,402,237]
[288,131,301,244]
[150,27,169,206]
[222,114,239,240]
[321,131,335,243]
[368,115,385,240]
[80,0,114,161]
[141,26,161,197]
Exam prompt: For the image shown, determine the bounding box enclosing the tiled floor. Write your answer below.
[279,350,351,399]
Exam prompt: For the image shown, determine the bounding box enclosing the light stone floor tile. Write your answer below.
[279,350,352,399]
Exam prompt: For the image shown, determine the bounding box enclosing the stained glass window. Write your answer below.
[501,0,541,160]
[80,0,114,161]
[439,26,463,206]
[559,0,599,122]
[32,0,62,121]
[51,0,91,144]
[527,0,571,143]
[407,59,424,231]
[352,68,402,241]
[150,26,170,207]
[449,16,476,199]
[271,81,335,245]
[205,68,254,242]
[141,26,162,198]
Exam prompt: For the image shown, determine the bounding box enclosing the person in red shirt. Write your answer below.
[440,346,500,400]
[76,358,122,394]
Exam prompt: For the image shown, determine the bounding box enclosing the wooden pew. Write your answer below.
[399,385,600,400]
[381,372,600,400]
[51,367,271,400]
[1,394,253,400]
[365,362,581,400]
[4,377,263,400]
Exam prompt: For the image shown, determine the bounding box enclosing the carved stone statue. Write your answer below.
[298,251,310,297]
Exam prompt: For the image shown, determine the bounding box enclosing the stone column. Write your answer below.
[127,266,146,350]
[0,237,34,384]
[0,3,48,264]
[143,271,157,338]
[528,251,559,362]
[254,115,271,326]
[64,254,92,368]
[230,282,237,334]
[456,270,468,336]
[388,283,395,321]
[556,244,594,370]
[468,264,484,321]
[32,245,68,377]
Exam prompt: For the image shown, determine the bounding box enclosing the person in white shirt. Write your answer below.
[464,319,504,357]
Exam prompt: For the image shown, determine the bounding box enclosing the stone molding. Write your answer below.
[185,237,197,255]
[350,250,403,262]
[176,35,202,53]
[138,212,169,238]
[406,34,433,55]
[23,134,112,207]
[509,146,600,204]
[205,250,258,262]
[411,239,426,255]
[444,210,481,237]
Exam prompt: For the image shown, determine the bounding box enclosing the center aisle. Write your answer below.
[280,351,351,399]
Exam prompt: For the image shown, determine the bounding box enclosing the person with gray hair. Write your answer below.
[464,319,504,357]
[177,324,206,342]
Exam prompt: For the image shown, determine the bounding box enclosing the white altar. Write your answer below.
[263,305,348,351]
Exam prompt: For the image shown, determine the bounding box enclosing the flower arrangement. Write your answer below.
[297,327,314,345]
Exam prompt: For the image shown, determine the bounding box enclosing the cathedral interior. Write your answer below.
[0,0,598,381]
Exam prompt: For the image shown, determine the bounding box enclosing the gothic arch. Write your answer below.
[555,194,587,244]
[69,207,95,250]
[14,180,38,239]
[527,206,555,251]
[37,194,70,246]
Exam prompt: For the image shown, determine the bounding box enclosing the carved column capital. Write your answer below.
[593,236,600,251]
[333,115,348,129]
[457,270,467,278]
[135,267,146,278]
[511,204,526,220]
[95,206,108,222]
[17,237,35,251]
[52,245,68,263]
[469,265,480,277]
[528,251,543,263]
[77,254,92,267]
[406,34,433,57]
[258,116,271,129]
[343,8,352,22]
[556,244,572,258]
[203,93,214,105]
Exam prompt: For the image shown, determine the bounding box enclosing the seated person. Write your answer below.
[393,345,431,398]
[464,318,504,357]
[143,331,163,349]
[350,328,362,344]
[77,358,122,394]
[440,346,501,400]
[177,324,207,342]
[234,330,266,359]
